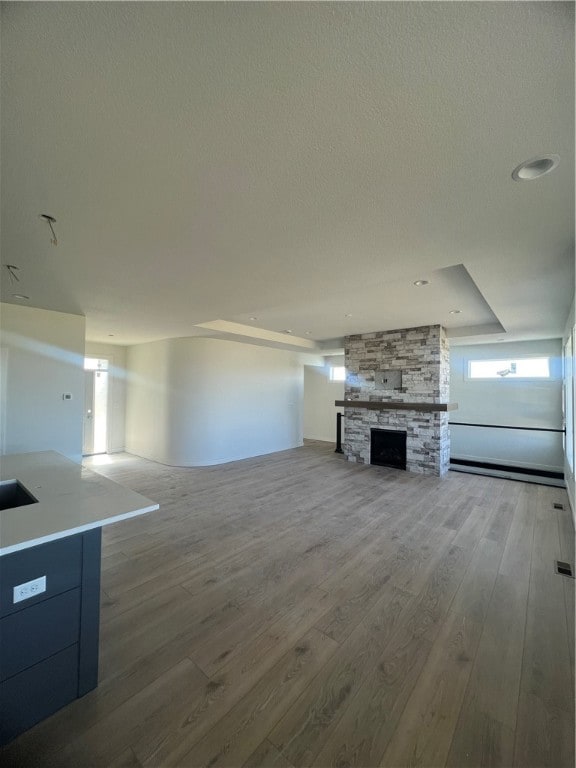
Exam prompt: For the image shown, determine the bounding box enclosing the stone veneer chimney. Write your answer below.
[343,325,451,476]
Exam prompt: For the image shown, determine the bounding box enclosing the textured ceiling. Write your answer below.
[1,2,574,349]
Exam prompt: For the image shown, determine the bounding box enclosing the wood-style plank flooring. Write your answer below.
[1,441,574,768]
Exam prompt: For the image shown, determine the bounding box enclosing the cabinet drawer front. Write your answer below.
[0,535,82,617]
[0,644,79,746]
[0,588,81,681]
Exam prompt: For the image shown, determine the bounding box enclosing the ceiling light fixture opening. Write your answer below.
[12,294,29,300]
[512,154,560,181]
[39,214,58,245]
[5,265,20,284]
[449,310,462,314]
[414,280,429,286]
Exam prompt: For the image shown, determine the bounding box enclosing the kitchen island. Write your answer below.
[0,451,159,745]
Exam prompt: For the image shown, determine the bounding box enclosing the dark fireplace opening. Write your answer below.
[370,429,407,470]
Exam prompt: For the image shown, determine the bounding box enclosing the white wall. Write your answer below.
[126,336,303,466]
[125,339,173,465]
[303,364,344,442]
[85,341,128,453]
[450,339,563,473]
[0,303,85,463]
[562,299,575,514]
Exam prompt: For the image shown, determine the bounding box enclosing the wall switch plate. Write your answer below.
[13,575,47,603]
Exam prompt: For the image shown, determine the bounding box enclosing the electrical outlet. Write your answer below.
[13,575,47,604]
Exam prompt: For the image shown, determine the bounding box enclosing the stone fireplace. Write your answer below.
[339,325,454,477]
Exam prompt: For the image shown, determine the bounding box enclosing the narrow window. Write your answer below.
[467,357,550,380]
[330,366,346,382]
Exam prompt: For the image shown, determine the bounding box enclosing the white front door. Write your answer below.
[83,369,95,455]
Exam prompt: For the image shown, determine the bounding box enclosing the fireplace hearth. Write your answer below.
[370,429,407,471]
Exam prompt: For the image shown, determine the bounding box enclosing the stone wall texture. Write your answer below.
[343,325,450,476]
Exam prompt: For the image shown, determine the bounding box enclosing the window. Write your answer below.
[84,357,109,371]
[564,332,574,472]
[467,357,551,380]
[330,366,346,382]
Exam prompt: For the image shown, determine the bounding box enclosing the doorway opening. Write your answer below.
[83,358,109,456]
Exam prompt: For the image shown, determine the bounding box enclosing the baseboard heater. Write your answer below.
[450,458,564,481]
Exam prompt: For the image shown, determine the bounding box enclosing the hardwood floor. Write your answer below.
[1,441,574,768]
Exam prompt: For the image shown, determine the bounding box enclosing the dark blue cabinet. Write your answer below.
[0,529,101,745]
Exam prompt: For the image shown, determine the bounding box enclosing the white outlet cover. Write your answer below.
[13,575,47,603]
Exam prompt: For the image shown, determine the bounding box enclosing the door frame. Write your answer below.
[83,354,113,456]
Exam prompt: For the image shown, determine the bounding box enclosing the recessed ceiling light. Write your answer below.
[414,280,429,287]
[283,329,293,334]
[12,294,29,300]
[249,316,258,321]
[512,154,560,181]
[449,310,461,314]
[344,313,353,318]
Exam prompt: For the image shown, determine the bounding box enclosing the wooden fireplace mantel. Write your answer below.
[335,400,458,413]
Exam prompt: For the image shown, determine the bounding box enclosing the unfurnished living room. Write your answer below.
[0,2,574,767]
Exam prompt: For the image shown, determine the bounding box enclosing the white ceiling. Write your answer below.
[1,2,574,351]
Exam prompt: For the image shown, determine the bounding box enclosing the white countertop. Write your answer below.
[0,451,159,556]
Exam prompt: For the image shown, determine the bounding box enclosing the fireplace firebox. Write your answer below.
[370,429,407,470]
